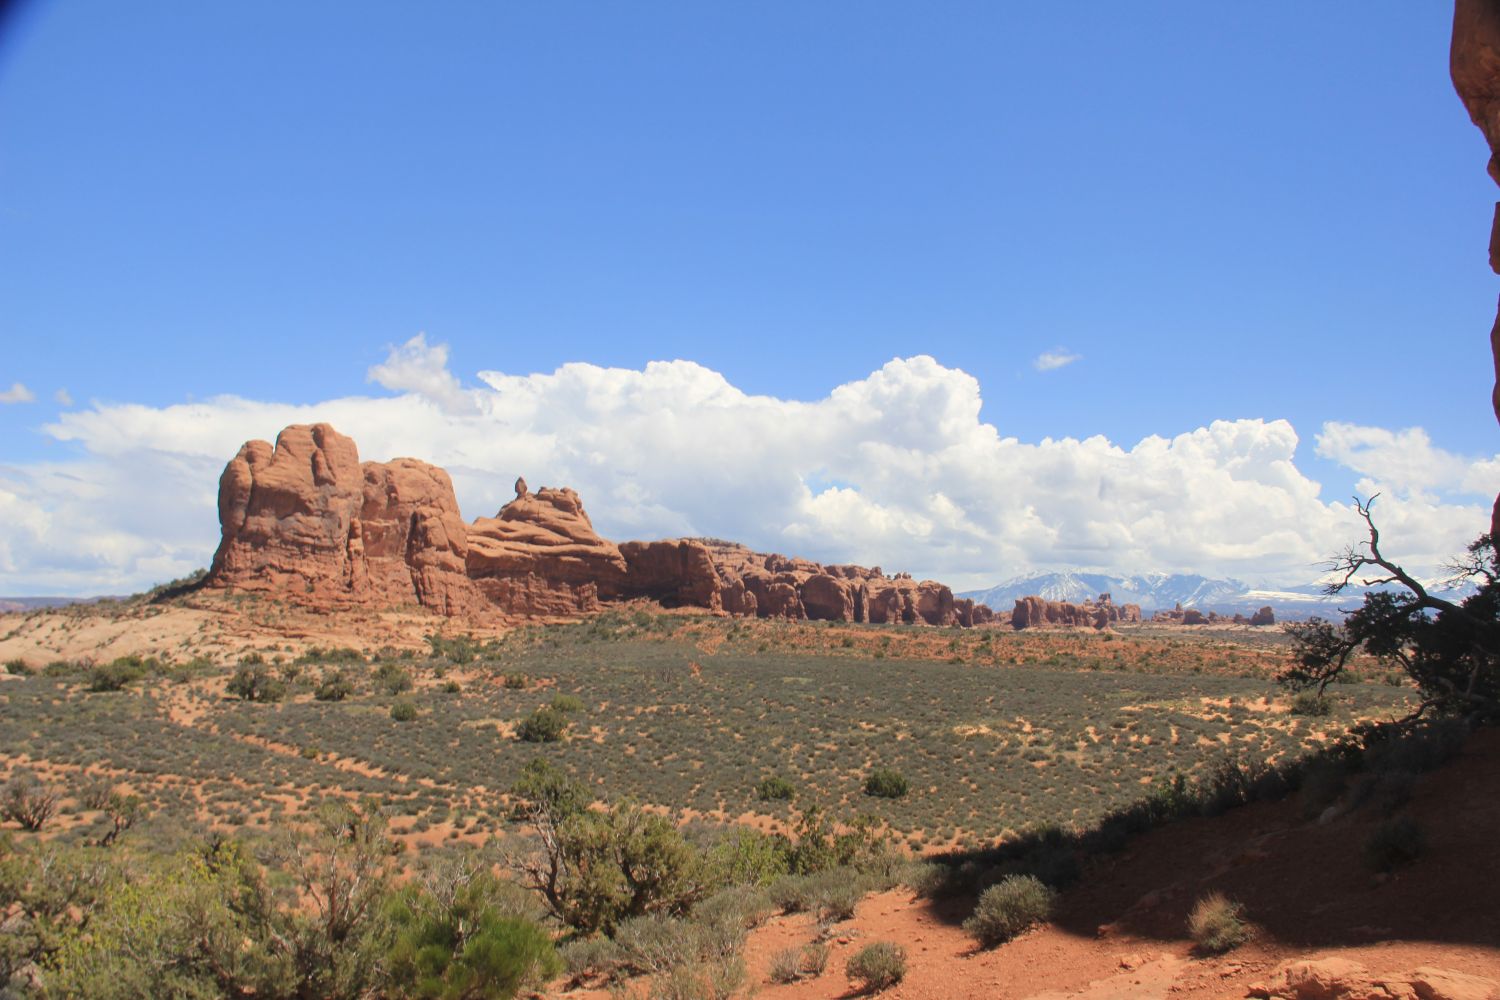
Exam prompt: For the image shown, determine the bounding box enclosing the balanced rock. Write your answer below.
[466,487,627,615]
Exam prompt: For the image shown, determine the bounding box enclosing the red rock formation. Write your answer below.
[1010,593,1141,630]
[206,423,995,626]
[616,539,722,609]
[466,483,627,615]
[359,458,479,616]
[206,424,479,614]
[1249,605,1276,627]
[1452,0,1500,540]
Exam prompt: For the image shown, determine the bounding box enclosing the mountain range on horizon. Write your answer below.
[958,570,1473,620]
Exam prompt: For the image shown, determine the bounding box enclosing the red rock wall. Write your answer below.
[1452,0,1500,540]
[1010,594,1141,630]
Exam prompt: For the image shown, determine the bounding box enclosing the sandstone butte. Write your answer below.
[205,423,997,627]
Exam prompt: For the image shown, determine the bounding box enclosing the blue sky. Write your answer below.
[0,2,1495,594]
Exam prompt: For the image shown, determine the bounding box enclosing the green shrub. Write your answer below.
[1364,816,1423,872]
[550,693,584,713]
[314,670,353,702]
[962,875,1055,947]
[863,767,908,799]
[845,941,905,992]
[502,673,529,690]
[390,699,418,722]
[755,775,796,802]
[1188,891,1249,953]
[442,680,462,694]
[800,941,829,977]
[703,827,789,888]
[4,658,33,676]
[87,656,150,692]
[384,870,561,997]
[517,706,568,743]
[226,662,286,703]
[375,663,413,696]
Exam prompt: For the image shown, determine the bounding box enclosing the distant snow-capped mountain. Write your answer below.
[960,572,1248,613]
[959,571,1475,620]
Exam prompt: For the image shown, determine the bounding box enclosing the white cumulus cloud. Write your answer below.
[0,382,36,404]
[0,336,1492,595]
[1315,422,1500,499]
[1033,349,1081,372]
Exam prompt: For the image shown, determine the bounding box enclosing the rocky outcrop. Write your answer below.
[693,542,980,626]
[358,458,479,616]
[466,482,627,615]
[616,539,723,610]
[1248,957,1499,1000]
[1011,593,1141,630]
[1249,605,1276,626]
[1452,0,1500,541]
[207,424,479,614]
[205,423,995,626]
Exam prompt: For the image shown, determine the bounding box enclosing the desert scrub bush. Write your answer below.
[560,936,625,985]
[502,673,529,689]
[815,876,866,923]
[1188,891,1249,953]
[1290,691,1332,717]
[550,693,585,713]
[963,874,1055,947]
[314,669,353,702]
[702,828,789,888]
[768,946,802,984]
[768,868,868,918]
[517,705,569,743]
[389,699,418,722]
[755,774,795,802]
[863,767,909,799]
[297,645,364,665]
[800,941,829,977]
[426,631,481,664]
[651,957,746,1000]
[384,868,560,999]
[4,657,34,676]
[1,772,58,831]
[901,860,956,898]
[442,679,462,694]
[87,656,150,692]
[845,941,906,992]
[374,662,413,696]
[226,662,286,703]
[1364,816,1423,872]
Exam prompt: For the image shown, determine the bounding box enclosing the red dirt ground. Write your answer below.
[564,728,1500,998]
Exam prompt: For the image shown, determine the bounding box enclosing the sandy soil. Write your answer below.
[563,729,1500,999]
